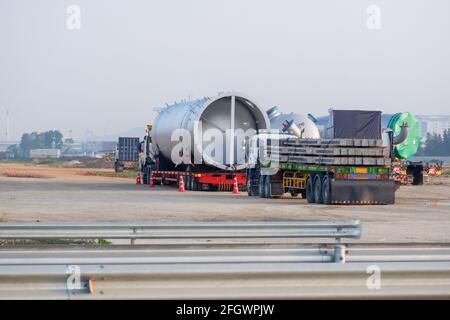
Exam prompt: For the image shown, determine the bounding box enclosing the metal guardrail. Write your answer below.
[1,243,450,265]
[0,260,449,299]
[0,220,361,241]
[1,221,449,299]
[1,243,450,299]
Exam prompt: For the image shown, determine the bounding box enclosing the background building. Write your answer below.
[416,115,450,141]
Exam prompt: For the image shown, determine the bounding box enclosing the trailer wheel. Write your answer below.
[187,175,190,189]
[314,174,324,204]
[185,175,191,190]
[264,175,272,198]
[412,170,424,185]
[306,175,315,203]
[247,169,260,196]
[259,175,267,198]
[300,190,307,199]
[143,167,150,184]
[189,176,194,190]
[322,175,332,205]
[115,161,124,173]
[183,175,187,190]
[290,191,299,198]
[247,176,256,196]
[140,167,145,185]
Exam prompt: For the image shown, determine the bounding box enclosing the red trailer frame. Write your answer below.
[150,171,246,191]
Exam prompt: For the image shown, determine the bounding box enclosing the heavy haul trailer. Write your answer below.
[142,158,247,191]
[246,136,396,205]
[139,134,248,191]
[150,171,246,191]
[138,92,270,191]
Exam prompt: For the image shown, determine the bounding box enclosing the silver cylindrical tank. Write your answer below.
[152,92,270,171]
[266,106,321,139]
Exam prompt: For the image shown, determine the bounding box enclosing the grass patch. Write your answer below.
[442,170,450,177]
[96,239,112,245]
[0,238,112,246]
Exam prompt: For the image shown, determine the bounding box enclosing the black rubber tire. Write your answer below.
[259,175,267,198]
[300,190,307,199]
[147,167,152,185]
[185,175,191,190]
[189,176,194,190]
[306,175,315,203]
[412,171,424,185]
[314,174,324,204]
[290,191,299,198]
[247,176,255,196]
[322,175,332,205]
[264,175,272,198]
[115,163,124,172]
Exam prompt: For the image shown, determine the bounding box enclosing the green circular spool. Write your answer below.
[387,112,421,159]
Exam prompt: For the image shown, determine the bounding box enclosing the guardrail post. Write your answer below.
[131,227,137,245]
[333,240,346,263]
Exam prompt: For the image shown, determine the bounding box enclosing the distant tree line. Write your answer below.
[416,129,450,156]
[7,130,63,159]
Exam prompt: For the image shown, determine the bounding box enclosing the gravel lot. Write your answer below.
[1,163,450,242]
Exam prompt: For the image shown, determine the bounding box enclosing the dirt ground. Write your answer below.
[1,162,450,243]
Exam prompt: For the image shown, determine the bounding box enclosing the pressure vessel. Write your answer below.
[266,106,321,139]
[151,92,270,171]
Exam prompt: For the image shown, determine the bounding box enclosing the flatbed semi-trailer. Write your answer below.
[246,135,396,205]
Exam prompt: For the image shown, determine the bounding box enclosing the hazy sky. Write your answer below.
[1,0,449,140]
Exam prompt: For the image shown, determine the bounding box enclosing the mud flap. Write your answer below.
[331,180,395,204]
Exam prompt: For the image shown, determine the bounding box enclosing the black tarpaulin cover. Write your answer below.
[331,110,382,139]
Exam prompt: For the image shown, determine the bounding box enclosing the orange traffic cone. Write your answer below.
[135,172,141,185]
[232,176,240,194]
[178,175,185,192]
[149,171,155,188]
